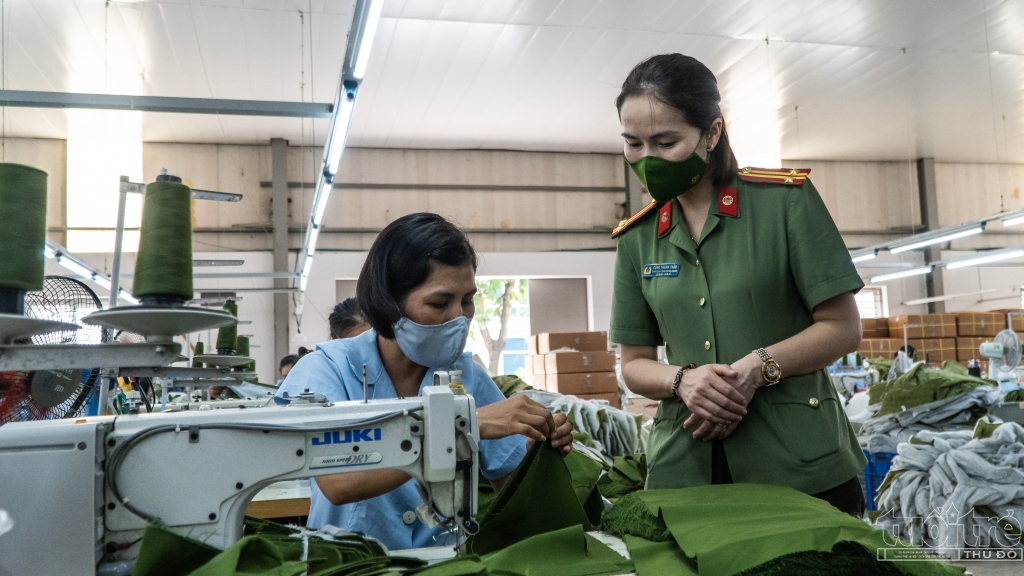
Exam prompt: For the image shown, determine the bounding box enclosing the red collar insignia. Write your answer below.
[718,187,738,218]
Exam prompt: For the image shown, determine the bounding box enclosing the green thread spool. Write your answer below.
[216,300,238,354]
[132,177,193,305]
[191,341,205,368]
[0,163,47,314]
[235,335,257,380]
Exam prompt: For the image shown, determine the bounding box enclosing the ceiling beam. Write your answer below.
[0,90,332,118]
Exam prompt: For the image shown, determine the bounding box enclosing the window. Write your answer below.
[856,286,888,319]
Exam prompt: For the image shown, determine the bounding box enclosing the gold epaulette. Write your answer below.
[737,167,811,185]
[611,200,660,239]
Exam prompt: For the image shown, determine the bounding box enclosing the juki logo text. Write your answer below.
[312,428,383,445]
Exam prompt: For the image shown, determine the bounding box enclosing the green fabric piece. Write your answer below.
[492,375,533,398]
[875,363,995,417]
[187,536,306,576]
[973,419,1006,439]
[133,180,193,300]
[939,360,967,375]
[634,484,962,576]
[599,492,671,542]
[1004,388,1024,402]
[867,357,894,382]
[622,535,698,576]
[597,453,647,501]
[133,524,220,576]
[563,448,606,526]
[0,163,47,292]
[737,540,906,576]
[467,442,593,555]
[481,525,633,576]
[134,518,418,576]
[217,301,239,351]
[410,556,488,576]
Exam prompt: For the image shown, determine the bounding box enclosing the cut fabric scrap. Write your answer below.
[1004,388,1024,402]
[875,364,995,417]
[467,442,594,555]
[186,537,306,576]
[622,535,697,576]
[600,491,671,542]
[597,453,647,501]
[874,419,1024,550]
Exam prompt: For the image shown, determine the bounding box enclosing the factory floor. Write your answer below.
[622,398,1021,576]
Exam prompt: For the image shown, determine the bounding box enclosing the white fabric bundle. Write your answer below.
[519,389,646,458]
[874,420,1024,550]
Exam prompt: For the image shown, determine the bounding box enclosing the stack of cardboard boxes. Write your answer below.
[858,310,1024,365]
[525,331,620,408]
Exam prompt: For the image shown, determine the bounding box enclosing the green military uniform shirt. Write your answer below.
[609,167,867,495]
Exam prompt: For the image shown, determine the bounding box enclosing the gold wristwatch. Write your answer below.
[755,348,781,386]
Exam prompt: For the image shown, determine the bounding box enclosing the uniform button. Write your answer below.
[403,511,416,525]
[695,259,700,266]
[699,298,706,307]
[704,341,711,350]
[809,398,819,408]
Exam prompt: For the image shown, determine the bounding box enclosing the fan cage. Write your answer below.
[0,276,107,424]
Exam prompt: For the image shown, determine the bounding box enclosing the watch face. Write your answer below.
[764,362,780,381]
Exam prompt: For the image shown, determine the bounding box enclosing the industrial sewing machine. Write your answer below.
[0,386,480,576]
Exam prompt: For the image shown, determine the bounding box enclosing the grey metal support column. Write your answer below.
[624,161,645,217]
[272,139,290,368]
[917,158,945,313]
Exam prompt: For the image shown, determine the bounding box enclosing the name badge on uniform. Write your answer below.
[642,263,680,278]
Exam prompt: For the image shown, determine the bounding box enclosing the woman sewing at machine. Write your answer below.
[277,213,573,551]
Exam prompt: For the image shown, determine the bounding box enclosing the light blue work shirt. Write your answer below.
[276,328,526,550]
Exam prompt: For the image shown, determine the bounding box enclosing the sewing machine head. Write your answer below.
[0,386,478,576]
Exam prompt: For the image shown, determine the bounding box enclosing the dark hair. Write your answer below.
[279,354,298,369]
[329,297,367,339]
[298,346,311,357]
[357,213,477,339]
[616,54,739,187]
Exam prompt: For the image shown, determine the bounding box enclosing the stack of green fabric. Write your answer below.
[133,518,424,576]
[600,484,963,576]
[870,363,994,417]
[866,357,894,381]
[1004,388,1024,402]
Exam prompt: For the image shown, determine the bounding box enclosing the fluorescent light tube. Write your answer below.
[889,226,983,253]
[91,275,112,290]
[55,255,95,281]
[945,249,1024,270]
[1002,215,1024,227]
[302,257,313,279]
[44,245,57,259]
[306,226,319,257]
[352,0,384,79]
[870,266,933,283]
[325,94,356,178]
[851,251,877,263]
[119,290,139,305]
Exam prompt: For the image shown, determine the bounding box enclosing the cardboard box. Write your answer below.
[907,338,956,365]
[888,314,957,338]
[535,332,608,354]
[858,338,904,358]
[545,372,618,395]
[991,309,1024,332]
[529,355,546,375]
[955,312,1006,337]
[573,392,620,409]
[532,373,546,391]
[544,351,617,374]
[525,355,534,375]
[528,335,538,355]
[956,337,988,362]
[861,318,890,338]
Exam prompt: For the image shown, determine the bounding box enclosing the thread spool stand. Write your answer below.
[0,314,80,345]
[83,306,237,343]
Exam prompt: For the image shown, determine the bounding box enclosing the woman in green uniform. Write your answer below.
[610,54,867,515]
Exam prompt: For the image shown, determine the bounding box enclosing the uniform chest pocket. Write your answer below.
[759,373,845,466]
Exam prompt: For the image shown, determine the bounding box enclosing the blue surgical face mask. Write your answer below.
[392,315,470,368]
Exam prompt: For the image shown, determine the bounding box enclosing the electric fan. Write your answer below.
[980,329,1022,393]
[0,276,106,424]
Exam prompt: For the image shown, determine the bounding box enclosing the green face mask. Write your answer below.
[628,138,709,203]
